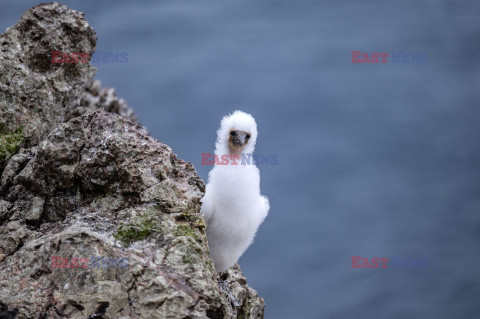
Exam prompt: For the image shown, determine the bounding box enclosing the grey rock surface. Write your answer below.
[66,79,139,124]
[0,3,264,318]
[0,2,96,152]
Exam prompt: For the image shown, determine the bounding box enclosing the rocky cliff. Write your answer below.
[0,3,264,318]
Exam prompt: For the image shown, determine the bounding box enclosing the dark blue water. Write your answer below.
[2,1,480,318]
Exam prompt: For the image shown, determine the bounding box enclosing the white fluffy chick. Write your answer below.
[201,110,269,273]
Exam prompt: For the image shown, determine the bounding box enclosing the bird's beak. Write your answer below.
[229,130,249,150]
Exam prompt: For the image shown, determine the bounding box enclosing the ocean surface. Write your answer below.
[1,1,480,318]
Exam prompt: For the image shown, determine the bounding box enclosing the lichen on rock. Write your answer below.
[0,2,265,319]
[0,126,24,166]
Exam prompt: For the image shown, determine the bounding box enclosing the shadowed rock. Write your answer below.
[0,2,97,153]
[0,3,264,318]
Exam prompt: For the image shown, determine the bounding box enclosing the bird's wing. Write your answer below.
[200,185,215,221]
[259,195,270,222]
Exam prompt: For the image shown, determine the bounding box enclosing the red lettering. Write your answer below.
[379,52,389,63]
[51,256,62,268]
[361,53,370,63]
[201,153,212,165]
[61,257,70,268]
[79,257,89,268]
[61,53,71,63]
[362,257,371,268]
[351,51,362,63]
[351,256,361,268]
[80,53,89,63]
[221,154,229,165]
[380,257,389,268]
[51,51,61,63]
[70,53,80,63]
[230,155,239,165]
[70,257,79,268]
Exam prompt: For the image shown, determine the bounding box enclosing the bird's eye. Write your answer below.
[230,131,236,136]
[246,134,251,139]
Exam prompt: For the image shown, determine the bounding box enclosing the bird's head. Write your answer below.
[228,129,251,152]
[215,110,258,155]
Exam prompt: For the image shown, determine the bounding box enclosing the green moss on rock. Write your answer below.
[0,126,24,162]
[182,253,197,265]
[174,225,197,239]
[114,209,162,245]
